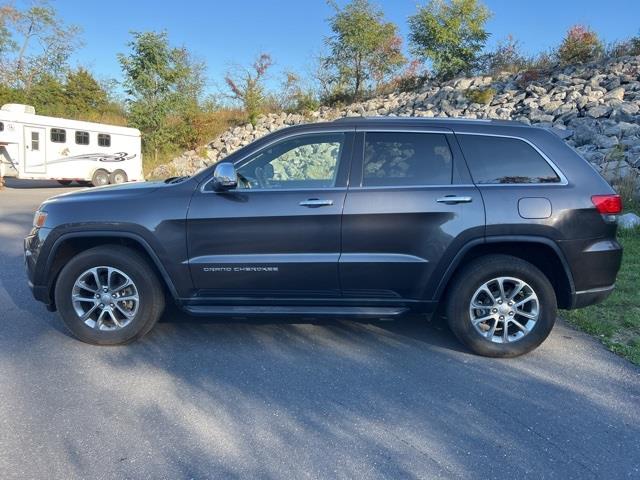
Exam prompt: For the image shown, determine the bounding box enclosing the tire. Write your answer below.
[57,179,72,186]
[91,169,110,187]
[54,246,165,345]
[109,169,128,184]
[445,254,557,358]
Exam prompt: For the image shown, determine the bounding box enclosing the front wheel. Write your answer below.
[91,169,110,187]
[54,246,165,345]
[445,254,557,358]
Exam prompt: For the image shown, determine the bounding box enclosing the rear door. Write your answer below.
[339,127,485,301]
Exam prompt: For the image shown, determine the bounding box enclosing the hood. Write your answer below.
[42,180,165,206]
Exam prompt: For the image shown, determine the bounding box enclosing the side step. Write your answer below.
[183,305,410,317]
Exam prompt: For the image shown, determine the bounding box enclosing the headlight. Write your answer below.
[33,210,47,228]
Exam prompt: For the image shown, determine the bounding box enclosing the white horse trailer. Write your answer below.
[0,104,143,186]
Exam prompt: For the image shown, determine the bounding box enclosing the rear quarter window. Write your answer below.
[457,134,560,184]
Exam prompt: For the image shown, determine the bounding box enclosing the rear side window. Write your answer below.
[51,128,66,143]
[458,134,560,184]
[363,132,452,186]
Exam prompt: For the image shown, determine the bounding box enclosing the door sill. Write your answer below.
[183,305,410,317]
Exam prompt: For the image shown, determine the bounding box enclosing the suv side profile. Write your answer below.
[24,117,623,357]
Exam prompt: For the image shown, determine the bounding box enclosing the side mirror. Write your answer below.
[211,162,238,191]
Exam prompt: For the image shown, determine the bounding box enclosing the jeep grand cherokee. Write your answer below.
[24,117,623,357]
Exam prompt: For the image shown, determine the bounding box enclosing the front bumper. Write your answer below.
[24,227,54,307]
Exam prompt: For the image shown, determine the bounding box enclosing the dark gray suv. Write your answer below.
[24,117,623,357]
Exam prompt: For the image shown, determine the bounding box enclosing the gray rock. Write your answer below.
[604,87,625,101]
[619,213,640,229]
[586,105,612,118]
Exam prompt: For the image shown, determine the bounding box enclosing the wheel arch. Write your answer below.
[434,236,575,309]
[44,231,179,309]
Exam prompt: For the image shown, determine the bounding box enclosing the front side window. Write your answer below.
[236,133,345,189]
[75,131,89,145]
[31,131,40,151]
[98,133,111,147]
[362,132,453,187]
[457,135,561,184]
[51,128,66,143]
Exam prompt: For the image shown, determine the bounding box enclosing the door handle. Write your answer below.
[436,195,473,204]
[299,199,334,207]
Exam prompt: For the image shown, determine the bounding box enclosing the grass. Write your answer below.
[562,219,640,365]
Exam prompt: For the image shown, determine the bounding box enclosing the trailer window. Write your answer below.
[98,133,111,147]
[51,128,66,143]
[31,131,40,151]
[75,131,90,145]
[0,122,4,132]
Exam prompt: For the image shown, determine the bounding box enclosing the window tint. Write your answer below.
[75,131,89,145]
[458,135,560,184]
[236,133,344,189]
[51,128,66,143]
[362,132,452,186]
[98,133,111,147]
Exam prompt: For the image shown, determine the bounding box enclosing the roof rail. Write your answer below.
[332,116,493,123]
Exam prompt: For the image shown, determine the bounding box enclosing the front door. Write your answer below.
[24,126,46,173]
[187,130,354,299]
[340,129,485,301]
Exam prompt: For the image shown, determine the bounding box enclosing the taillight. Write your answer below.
[591,194,622,215]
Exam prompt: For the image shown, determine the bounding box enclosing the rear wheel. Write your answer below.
[91,169,110,187]
[109,169,128,184]
[445,254,557,357]
[54,246,165,345]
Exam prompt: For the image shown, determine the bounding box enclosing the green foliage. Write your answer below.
[0,1,81,90]
[118,30,206,162]
[557,24,603,65]
[225,53,272,126]
[321,0,406,102]
[280,72,320,114]
[465,87,495,104]
[479,35,528,75]
[409,0,491,80]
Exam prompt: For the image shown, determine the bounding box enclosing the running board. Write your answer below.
[183,305,410,317]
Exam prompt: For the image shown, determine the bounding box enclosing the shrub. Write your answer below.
[465,87,496,105]
[557,25,604,65]
[479,35,528,75]
[606,33,640,58]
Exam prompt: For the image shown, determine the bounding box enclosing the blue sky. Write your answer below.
[44,0,640,94]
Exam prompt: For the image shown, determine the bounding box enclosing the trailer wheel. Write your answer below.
[109,169,128,185]
[91,169,110,187]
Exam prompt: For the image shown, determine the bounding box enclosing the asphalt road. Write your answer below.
[0,179,639,480]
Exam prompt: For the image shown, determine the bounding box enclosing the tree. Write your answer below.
[63,68,109,115]
[409,0,491,80]
[224,53,272,126]
[321,0,405,101]
[0,1,81,91]
[557,25,603,65]
[118,31,206,162]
